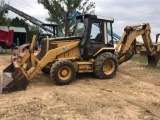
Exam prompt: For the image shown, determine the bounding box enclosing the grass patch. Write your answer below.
[0,49,13,56]
[131,54,160,70]
[131,54,147,63]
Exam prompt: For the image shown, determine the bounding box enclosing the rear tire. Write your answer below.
[50,60,76,85]
[94,52,118,79]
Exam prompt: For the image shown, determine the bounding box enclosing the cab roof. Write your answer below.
[76,14,114,22]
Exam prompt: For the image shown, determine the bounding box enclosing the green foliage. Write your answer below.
[0,0,6,25]
[0,1,11,26]
[38,0,95,35]
[75,28,84,36]
[131,54,160,70]
[74,23,85,36]
[38,0,64,32]
[10,17,29,31]
[28,25,42,42]
[0,17,11,26]
[10,17,41,42]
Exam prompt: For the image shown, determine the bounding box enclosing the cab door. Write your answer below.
[87,20,105,57]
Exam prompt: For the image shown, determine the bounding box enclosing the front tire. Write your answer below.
[50,60,76,85]
[94,52,118,79]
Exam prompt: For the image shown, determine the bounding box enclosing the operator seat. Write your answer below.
[95,33,102,42]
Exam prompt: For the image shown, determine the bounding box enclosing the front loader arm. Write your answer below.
[28,41,80,80]
[0,35,80,93]
[20,35,37,66]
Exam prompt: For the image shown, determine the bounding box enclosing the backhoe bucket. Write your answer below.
[147,53,159,67]
[0,59,28,94]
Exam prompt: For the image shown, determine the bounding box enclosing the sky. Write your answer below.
[3,0,160,42]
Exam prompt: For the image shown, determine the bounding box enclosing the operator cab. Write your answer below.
[73,14,114,59]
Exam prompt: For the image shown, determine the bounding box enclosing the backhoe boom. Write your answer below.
[116,23,159,66]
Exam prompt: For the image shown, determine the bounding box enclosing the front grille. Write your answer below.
[40,40,47,59]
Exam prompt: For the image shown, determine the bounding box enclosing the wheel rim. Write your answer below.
[58,66,72,81]
[103,60,115,75]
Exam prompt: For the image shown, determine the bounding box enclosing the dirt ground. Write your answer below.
[0,55,160,120]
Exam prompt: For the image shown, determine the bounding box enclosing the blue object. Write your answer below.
[68,11,82,20]
[107,29,121,40]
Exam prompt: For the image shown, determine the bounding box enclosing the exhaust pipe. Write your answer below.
[0,58,28,94]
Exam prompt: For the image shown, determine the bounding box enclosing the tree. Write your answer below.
[28,25,42,43]
[38,0,95,36]
[0,16,11,26]
[10,17,42,42]
[10,17,29,31]
[0,0,10,26]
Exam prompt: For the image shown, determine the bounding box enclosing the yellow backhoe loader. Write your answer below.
[0,14,160,93]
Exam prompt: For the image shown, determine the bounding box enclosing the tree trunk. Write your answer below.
[65,12,69,36]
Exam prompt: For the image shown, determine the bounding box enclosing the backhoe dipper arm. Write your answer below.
[116,23,158,66]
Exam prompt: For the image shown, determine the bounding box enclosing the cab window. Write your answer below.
[90,21,103,43]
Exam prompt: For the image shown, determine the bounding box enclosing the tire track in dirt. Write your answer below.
[113,61,160,119]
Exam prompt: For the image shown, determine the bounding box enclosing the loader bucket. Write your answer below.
[147,53,159,67]
[0,59,28,94]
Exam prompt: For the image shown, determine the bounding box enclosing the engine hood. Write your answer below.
[47,36,82,42]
